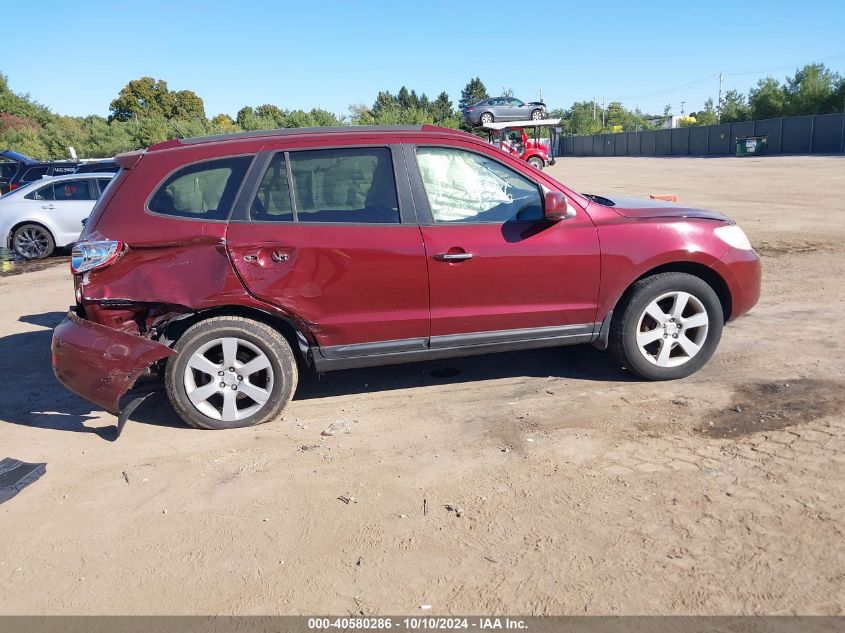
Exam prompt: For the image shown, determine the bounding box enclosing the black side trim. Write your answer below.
[319,337,428,360]
[431,323,592,349]
[312,324,598,372]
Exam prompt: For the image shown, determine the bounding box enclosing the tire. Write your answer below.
[609,272,723,380]
[527,156,544,170]
[164,317,298,430]
[480,112,494,125]
[12,223,55,259]
[530,108,544,120]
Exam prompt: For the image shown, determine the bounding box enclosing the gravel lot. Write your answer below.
[0,155,843,615]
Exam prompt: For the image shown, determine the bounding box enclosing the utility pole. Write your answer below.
[680,101,686,116]
[717,72,724,122]
[593,98,596,120]
[601,98,605,128]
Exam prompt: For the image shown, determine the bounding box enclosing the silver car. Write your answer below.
[0,173,114,259]
[461,97,546,126]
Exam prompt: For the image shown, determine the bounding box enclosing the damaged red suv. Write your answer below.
[51,125,761,430]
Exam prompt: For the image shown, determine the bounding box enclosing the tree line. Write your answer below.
[1,63,842,160]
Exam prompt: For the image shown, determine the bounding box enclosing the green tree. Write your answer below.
[109,77,174,122]
[720,90,751,123]
[784,63,841,115]
[431,91,454,126]
[171,90,206,120]
[459,77,489,109]
[749,77,786,119]
[567,101,602,135]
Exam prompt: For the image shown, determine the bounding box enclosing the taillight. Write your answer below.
[71,240,123,274]
[466,107,475,112]
[9,183,18,191]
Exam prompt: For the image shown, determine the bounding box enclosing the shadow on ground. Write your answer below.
[0,312,631,440]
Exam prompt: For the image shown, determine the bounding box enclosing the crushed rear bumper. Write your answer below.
[51,311,176,414]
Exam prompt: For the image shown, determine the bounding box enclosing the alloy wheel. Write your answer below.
[183,336,274,422]
[635,291,709,367]
[14,227,51,259]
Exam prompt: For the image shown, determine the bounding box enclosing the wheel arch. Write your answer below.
[158,305,312,364]
[610,261,732,323]
[7,219,57,249]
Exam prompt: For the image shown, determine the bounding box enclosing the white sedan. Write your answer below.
[0,173,114,259]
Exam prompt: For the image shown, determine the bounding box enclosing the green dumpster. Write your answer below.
[736,135,768,156]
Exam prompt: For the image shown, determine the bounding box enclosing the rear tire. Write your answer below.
[12,223,54,259]
[609,273,723,380]
[530,108,544,120]
[480,112,494,125]
[164,317,297,429]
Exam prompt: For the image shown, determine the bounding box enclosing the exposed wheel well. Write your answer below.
[623,262,732,322]
[158,305,310,363]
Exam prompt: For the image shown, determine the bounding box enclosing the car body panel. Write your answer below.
[51,311,176,414]
[50,125,761,421]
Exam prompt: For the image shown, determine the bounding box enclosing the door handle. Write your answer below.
[434,252,473,261]
[42,204,55,210]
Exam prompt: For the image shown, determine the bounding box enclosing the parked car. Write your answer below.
[461,97,546,126]
[75,159,120,174]
[0,150,36,195]
[0,173,114,259]
[51,125,760,430]
[0,150,81,195]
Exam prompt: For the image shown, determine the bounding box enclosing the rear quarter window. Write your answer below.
[148,156,253,220]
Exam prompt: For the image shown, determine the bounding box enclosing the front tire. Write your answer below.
[12,223,55,259]
[527,156,544,170]
[164,317,298,429]
[609,273,723,380]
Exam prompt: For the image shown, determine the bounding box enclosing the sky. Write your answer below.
[3,0,845,120]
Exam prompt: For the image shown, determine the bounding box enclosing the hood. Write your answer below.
[584,194,732,223]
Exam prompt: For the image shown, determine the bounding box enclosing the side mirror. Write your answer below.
[544,191,575,221]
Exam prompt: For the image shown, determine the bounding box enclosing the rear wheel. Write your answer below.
[164,317,297,429]
[609,273,723,380]
[527,156,544,170]
[530,108,544,120]
[480,112,494,125]
[12,224,54,259]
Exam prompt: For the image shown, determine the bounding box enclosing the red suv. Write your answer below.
[51,125,761,430]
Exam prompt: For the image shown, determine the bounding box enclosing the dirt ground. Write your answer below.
[0,156,843,616]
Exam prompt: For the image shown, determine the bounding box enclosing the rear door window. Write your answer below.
[52,179,96,201]
[148,156,253,220]
[288,147,399,223]
[0,162,18,180]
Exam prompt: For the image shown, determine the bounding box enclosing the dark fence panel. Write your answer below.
[655,129,671,155]
[689,126,709,154]
[753,118,782,152]
[812,113,844,153]
[782,116,813,153]
[560,113,845,157]
[641,130,656,156]
[671,128,689,155]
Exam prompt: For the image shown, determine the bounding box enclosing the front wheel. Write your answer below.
[527,156,544,170]
[609,272,723,380]
[165,317,298,429]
